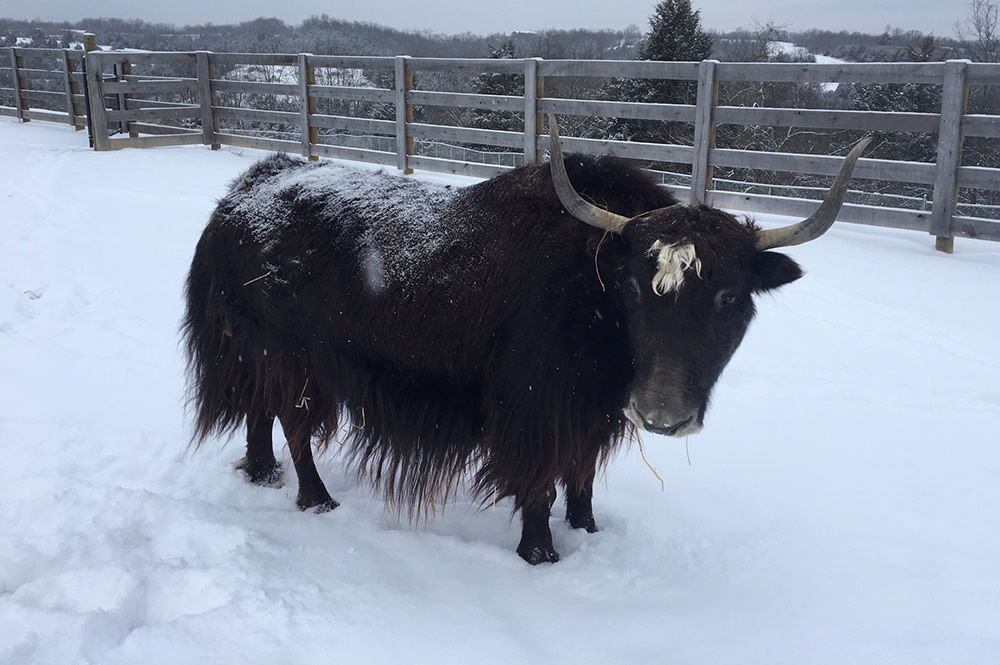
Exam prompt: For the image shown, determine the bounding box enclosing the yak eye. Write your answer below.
[716,289,739,306]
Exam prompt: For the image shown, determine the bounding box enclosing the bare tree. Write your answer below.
[957,0,1000,61]
[956,0,1000,218]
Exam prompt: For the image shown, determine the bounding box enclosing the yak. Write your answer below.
[184,114,869,564]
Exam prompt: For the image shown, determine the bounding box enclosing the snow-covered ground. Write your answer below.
[2,120,999,664]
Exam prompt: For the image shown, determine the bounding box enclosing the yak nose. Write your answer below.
[625,403,703,438]
[644,415,693,437]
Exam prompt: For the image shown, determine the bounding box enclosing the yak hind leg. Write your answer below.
[279,414,338,512]
[516,486,559,565]
[235,413,284,487]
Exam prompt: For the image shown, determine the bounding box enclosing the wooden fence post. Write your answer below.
[8,47,26,122]
[931,59,970,254]
[81,34,97,146]
[523,57,543,164]
[196,51,219,149]
[298,53,318,160]
[85,50,111,151]
[395,55,413,174]
[691,59,719,205]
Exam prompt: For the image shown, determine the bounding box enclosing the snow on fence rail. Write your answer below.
[3,43,1000,252]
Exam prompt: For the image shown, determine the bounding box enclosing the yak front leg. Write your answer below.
[516,485,559,565]
[236,413,283,487]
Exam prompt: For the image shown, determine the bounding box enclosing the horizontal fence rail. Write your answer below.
[4,45,1000,250]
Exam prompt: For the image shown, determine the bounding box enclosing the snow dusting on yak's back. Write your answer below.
[223,154,460,289]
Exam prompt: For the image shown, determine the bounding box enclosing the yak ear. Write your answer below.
[751,251,804,293]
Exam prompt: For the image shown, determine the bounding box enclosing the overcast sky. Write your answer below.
[4,0,964,37]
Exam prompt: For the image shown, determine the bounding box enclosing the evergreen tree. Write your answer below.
[474,40,519,96]
[636,0,713,64]
[603,0,713,144]
[471,40,524,133]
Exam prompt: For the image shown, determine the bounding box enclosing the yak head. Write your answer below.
[547,114,870,437]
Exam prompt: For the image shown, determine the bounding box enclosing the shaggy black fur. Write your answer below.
[183,152,800,564]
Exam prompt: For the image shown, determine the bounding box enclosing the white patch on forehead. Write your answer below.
[648,240,702,296]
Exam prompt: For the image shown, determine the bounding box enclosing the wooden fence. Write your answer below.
[0,41,92,130]
[3,44,1000,251]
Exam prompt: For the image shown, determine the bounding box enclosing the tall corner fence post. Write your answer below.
[930,59,970,254]
[196,50,218,150]
[395,55,413,174]
[81,33,97,147]
[8,46,26,122]
[85,49,111,151]
[691,59,719,205]
[523,57,543,165]
[298,53,318,160]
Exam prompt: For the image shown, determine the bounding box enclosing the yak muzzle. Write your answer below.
[625,401,704,438]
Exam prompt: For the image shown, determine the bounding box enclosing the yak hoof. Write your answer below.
[567,514,599,533]
[297,496,340,513]
[517,545,560,565]
[236,458,284,488]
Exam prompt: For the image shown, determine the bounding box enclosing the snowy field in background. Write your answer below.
[769,41,846,91]
[1,120,998,664]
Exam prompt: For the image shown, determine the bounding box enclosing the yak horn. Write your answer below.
[755,137,872,250]
[547,113,631,234]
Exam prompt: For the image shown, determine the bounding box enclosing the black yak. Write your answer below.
[184,115,869,563]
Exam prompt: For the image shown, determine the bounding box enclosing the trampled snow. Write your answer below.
[1,120,998,664]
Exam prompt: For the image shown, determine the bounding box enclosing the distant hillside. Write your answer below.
[0,14,968,63]
[786,27,965,61]
[0,15,641,59]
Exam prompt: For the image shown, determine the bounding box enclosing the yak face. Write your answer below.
[616,206,804,437]
[546,113,867,438]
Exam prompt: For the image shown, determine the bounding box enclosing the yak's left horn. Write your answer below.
[547,113,631,234]
[755,137,872,250]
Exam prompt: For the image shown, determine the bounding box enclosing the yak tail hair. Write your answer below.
[181,233,305,446]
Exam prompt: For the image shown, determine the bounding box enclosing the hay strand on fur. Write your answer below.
[241,270,272,287]
[335,407,366,445]
[637,434,665,492]
[295,377,310,410]
[594,230,610,292]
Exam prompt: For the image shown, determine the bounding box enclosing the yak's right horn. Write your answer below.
[547,113,632,234]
